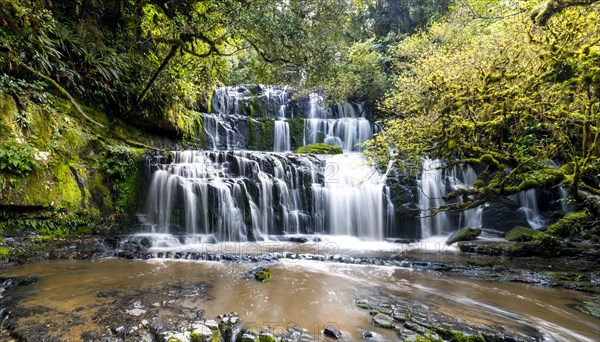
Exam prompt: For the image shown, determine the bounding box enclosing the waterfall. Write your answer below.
[273,120,291,152]
[139,85,394,243]
[303,94,372,152]
[517,189,546,229]
[418,159,449,238]
[417,159,482,238]
[142,151,391,241]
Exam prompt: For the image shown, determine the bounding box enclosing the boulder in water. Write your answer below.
[505,226,537,241]
[323,325,342,339]
[372,313,395,329]
[446,228,481,245]
[247,267,272,282]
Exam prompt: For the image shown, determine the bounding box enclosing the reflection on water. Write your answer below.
[2,258,598,341]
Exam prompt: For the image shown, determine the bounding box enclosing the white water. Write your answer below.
[143,151,392,242]
[418,159,482,238]
[303,93,372,152]
[273,120,290,152]
[517,189,546,229]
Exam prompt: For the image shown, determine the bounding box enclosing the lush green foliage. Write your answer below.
[0,138,40,175]
[367,0,599,206]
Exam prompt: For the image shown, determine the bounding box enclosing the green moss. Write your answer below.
[258,118,274,150]
[179,109,207,149]
[247,118,274,150]
[463,154,504,170]
[255,268,272,282]
[0,246,9,258]
[102,145,145,213]
[511,232,562,257]
[89,172,113,212]
[296,143,343,154]
[257,334,277,342]
[516,168,565,191]
[51,162,83,210]
[505,226,537,241]
[357,303,372,310]
[288,118,304,150]
[436,328,485,342]
[473,178,485,188]
[546,272,590,282]
[547,211,589,238]
[0,93,18,137]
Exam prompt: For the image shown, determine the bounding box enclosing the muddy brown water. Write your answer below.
[1,257,598,341]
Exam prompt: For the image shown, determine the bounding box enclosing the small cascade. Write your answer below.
[517,189,546,229]
[142,151,392,242]
[202,114,241,150]
[418,159,449,238]
[273,120,291,152]
[418,159,482,238]
[447,164,483,229]
[211,84,288,117]
[559,187,570,213]
[303,93,372,152]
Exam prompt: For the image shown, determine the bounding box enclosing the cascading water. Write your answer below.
[303,92,372,152]
[142,151,392,241]
[273,120,291,152]
[517,189,546,229]
[418,159,482,238]
[140,85,393,243]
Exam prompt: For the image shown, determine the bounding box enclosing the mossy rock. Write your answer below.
[446,227,481,245]
[257,333,277,342]
[510,232,562,258]
[254,268,272,282]
[372,313,395,329]
[545,272,590,282]
[436,327,485,342]
[505,226,537,242]
[356,299,372,310]
[547,211,589,238]
[296,143,342,154]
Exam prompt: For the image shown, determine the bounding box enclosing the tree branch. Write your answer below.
[126,43,179,115]
[18,61,106,129]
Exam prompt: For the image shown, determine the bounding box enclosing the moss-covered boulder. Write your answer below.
[505,226,537,242]
[510,232,562,257]
[295,143,343,154]
[446,227,481,245]
[253,267,272,282]
[547,211,590,238]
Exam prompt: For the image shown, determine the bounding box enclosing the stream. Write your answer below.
[1,249,598,341]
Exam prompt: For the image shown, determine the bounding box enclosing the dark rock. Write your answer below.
[372,313,395,329]
[362,331,374,339]
[446,227,481,245]
[323,325,342,339]
[482,196,529,232]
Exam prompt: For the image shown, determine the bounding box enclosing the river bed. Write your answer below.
[1,256,598,341]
